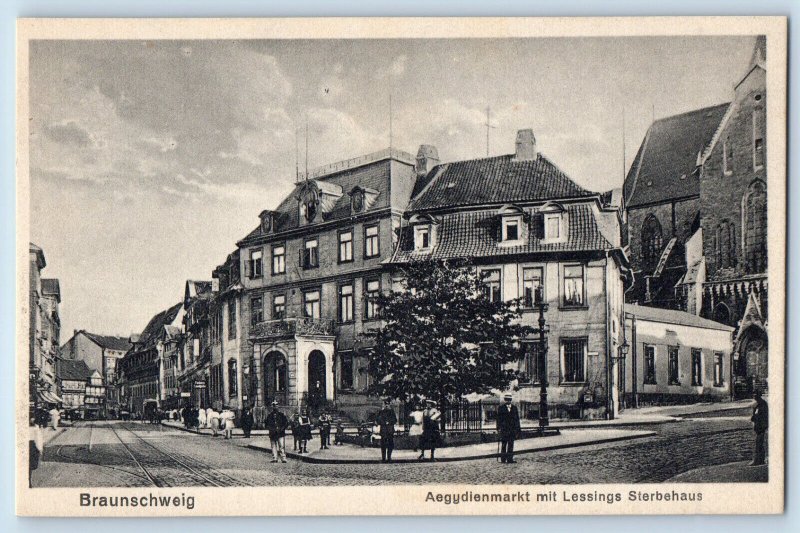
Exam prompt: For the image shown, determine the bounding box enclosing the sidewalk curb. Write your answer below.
[245,430,657,464]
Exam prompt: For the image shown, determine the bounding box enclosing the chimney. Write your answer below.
[415,145,440,176]
[514,129,537,161]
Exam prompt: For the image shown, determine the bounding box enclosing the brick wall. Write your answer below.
[700,68,766,283]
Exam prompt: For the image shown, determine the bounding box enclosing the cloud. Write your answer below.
[43,121,91,146]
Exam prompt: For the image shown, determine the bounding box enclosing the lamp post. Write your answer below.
[534,285,550,429]
[614,339,629,415]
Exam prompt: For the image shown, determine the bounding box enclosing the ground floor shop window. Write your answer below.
[644,345,656,384]
[521,342,541,384]
[561,338,586,383]
[339,352,354,389]
[691,349,703,386]
[668,346,680,385]
[714,352,725,386]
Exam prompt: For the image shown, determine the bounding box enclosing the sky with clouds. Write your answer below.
[28,36,757,338]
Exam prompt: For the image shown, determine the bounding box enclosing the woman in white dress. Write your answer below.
[408,402,424,452]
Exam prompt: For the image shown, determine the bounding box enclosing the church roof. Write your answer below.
[624,103,730,208]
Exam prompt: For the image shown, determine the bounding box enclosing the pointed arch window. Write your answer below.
[715,220,737,270]
[641,215,663,272]
[744,180,767,273]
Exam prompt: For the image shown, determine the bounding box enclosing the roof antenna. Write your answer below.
[484,106,497,157]
[295,126,300,182]
[622,105,627,181]
[305,111,309,182]
[389,91,393,151]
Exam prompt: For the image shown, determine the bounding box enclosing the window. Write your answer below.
[303,289,321,319]
[414,225,431,250]
[272,294,286,320]
[744,180,767,274]
[523,267,543,307]
[272,245,285,275]
[714,352,725,386]
[753,109,765,169]
[340,352,354,389]
[561,338,586,383]
[562,264,585,307]
[302,238,319,269]
[668,346,679,385]
[691,349,703,386]
[502,218,521,241]
[275,358,287,392]
[364,279,380,320]
[636,344,656,386]
[521,342,541,384]
[641,215,663,272]
[545,214,560,240]
[481,269,502,303]
[723,137,734,175]
[250,296,263,326]
[228,300,237,340]
[249,249,263,279]
[227,359,238,397]
[715,220,736,270]
[364,225,380,258]
[339,283,354,323]
[339,229,353,263]
[351,190,364,213]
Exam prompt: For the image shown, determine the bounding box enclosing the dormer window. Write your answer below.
[349,186,379,215]
[504,219,520,241]
[301,195,318,222]
[352,190,364,213]
[536,202,567,244]
[259,210,276,234]
[409,213,438,253]
[497,204,525,245]
[415,225,431,250]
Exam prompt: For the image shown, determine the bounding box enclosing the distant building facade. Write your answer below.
[56,358,90,416]
[60,330,132,414]
[116,303,183,416]
[28,243,62,413]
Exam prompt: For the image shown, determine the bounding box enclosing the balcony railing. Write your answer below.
[250,317,336,339]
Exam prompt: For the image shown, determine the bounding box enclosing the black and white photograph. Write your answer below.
[16,17,786,516]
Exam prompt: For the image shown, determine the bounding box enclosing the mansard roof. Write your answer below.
[409,153,595,212]
[393,203,613,262]
[238,149,413,246]
[624,103,729,209]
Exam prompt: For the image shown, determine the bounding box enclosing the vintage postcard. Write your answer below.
[16,17,786,516]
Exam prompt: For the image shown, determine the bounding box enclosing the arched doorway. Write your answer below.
[737,326,768,396]
[308,350,326,411]
[263,351,288,406]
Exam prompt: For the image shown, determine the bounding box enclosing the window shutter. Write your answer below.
[299,248,304,267]
[533,213,545,239]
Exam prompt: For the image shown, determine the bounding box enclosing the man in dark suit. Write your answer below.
[496,394,521,464]
[376,399,398,463]
[265,401,289,463]
[750,389,768,466]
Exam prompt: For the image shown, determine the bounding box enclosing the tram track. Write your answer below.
[106,421,252,487]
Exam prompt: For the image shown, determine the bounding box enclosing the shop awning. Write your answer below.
[37,390,62,404]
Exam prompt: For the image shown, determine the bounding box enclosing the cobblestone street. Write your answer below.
[30,406,763,487]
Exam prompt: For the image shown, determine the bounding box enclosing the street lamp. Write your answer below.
[534,285,550,430]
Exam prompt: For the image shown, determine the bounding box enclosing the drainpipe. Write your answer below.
[604,252,613,420]
[623,274,637,409]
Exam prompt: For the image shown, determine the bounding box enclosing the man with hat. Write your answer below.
[496,393,521,464]
[265,401,289,463]
[375,398,398,463]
